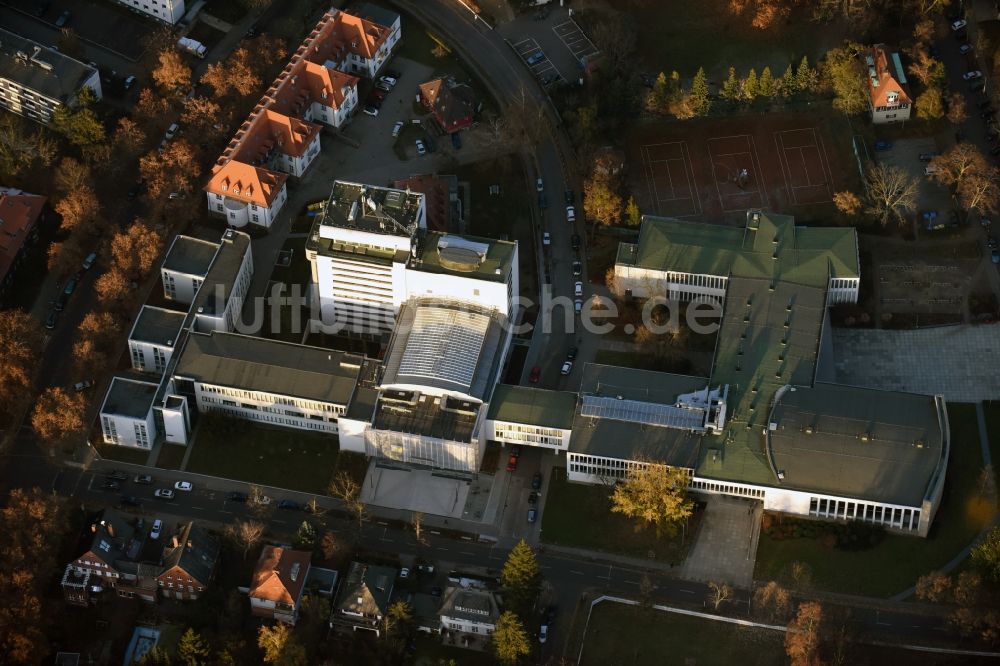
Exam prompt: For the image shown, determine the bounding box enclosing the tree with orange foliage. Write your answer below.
[785,601,823,666]
[139,139,201,201]
[54,186,100,235]
[203,47,262,99]
[0,310,41,417]
[46,241,88,280]
[31,387,87,447]
[111,221,164,279]
[151,48,192,93]
[95,268,131,304]
[112,117,148,161]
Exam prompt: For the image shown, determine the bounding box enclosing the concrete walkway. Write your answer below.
[680,496,760,587]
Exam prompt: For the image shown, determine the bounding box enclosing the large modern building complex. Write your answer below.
[114,0,185,23]
[0,29,101,124]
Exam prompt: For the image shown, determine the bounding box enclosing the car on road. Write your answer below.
[101,481,121,492]
[874,140,891,151]
[960,43,975,55]
[375,81,392,93]
[451,132,462,150]
[528,491,538,504]
[379,75,397,88]
[574,298,583,314]
[532,473,543,490]
[107,470,129,481]
[539,623,548,643]
[565,189,574,204]
[529,366,541,383]
[571,234,581,250]
[154,488,175,500]
[993,249,1000,264]
[527,508,538,523]
[506,455,519,472]
[55,9,71,27]
[362,105,379,117]
[536,177,544,192]
[391,120,404,137]
[415,139,426,156]
[174,481,193,491]
[123,75,137,90]
[526,52,545,66]
[561,361,573,375]
[82,252,98,270]
[150,519,163,539]
[228,491,248,502]
[135,474,153,484]
[278,499,303,511]
[45,310,58,330]
[918,153,937,162]
[574,281,583,297]
[399,567,410,579]
[119,495,141,507]
[538,192,547,209]
[73,380,92,392]
[566,347,577,361]
[951,19,968,31]
[964,70,983,81]
[542,232,551,246]
[572,260,582,276]
[511,445,522,457]
[165,122,179,140]
[566,205,575,222]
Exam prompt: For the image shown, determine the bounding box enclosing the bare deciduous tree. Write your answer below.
[864,163,919,227]
[411,511,427,546]
[708,581,733,610]
[947,92,968,126]
[753,581,792,622]
[931,143,989,192]
[958,169,1000,215]
[226,518,265,559]
[328,471,366,530]
[785,601,823,666]
[915,570,951,603]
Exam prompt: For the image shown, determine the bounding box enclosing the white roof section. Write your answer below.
[397,306,490,392]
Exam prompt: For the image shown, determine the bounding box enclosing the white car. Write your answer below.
[574,298,583,314]
[174,481,193,491]
[963,70,983,81]
[165,122,179,140]
[392,121,404,137]
[539,624,549,643]
[154,489,174,500]
[415,139,426,156]
[379,75,397,87]
[150,519,162,539]
[566,205,575,222]
[960,43,974,55]
[536,177,544,192]
[73,380,93,392]
[574,281,583,297]
[399,567,410,579]
[951,19,968,31]
[560,361,573,375]
[542,232,551,246]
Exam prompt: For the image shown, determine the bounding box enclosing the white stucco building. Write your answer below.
[189,229,254,333]
[438,587,500,636]
[99,378,160,450]
[161,235,220,304]
[113,0,185,23]
[128,306,187,375]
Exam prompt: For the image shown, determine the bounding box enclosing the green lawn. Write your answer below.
[755,404,995,598]
[95,441,149,465]
[186,417,364,494]
[581,602,784,666]
[155,443,187,470]
[541,467,694,563]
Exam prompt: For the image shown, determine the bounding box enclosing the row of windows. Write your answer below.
[200,384,344,414]
[204,406,338,432]
[829,278,857,290]
[493,423,565,448]
[809,497,920,531]
[689,480,765,499]
[875,103,910,112]
[666,272,727,291]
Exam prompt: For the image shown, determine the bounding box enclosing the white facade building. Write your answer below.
[99,378,159,450]
[189,229,254,333]
[128,306,186,375]
[161,235,219,305]
[113,0,185,23]
[438,587,500,636]
[484,385,575,452]
[328,5,402,79]
[0,30,102,124]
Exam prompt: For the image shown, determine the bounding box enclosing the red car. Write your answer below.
[371,88,387,102]
[528,366,541,383]
[506,455,518,472]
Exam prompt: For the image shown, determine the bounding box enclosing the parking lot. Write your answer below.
[552,18,599,66]
[511,37,562,85]
[874,137,952,220]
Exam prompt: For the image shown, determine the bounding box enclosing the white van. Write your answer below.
[924,164,940,176]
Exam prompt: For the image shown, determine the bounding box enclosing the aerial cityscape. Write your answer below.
[2,0,1000,664]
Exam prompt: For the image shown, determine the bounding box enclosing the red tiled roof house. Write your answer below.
[865,44,912,124]
[248,546,312,625]
[418,78,476,134]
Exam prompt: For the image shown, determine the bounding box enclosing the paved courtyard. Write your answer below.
[680,495,760,587]
[829,325,1000,402]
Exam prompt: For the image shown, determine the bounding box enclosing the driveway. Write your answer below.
[829,324,1000,401]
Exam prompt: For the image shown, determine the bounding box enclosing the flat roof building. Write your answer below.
[0,188,45,300]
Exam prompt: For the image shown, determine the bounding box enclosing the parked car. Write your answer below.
[539,623,548,643]
[566,205,575,222]
[572,260,582,276]
[951,19,968,31]
[991,145,1000,156]
[416,564,435,575]
[150,519,163,539]
[384,68,402,79]
[451,132,462,150]
[278,499,303,511]
[379,75,397,87]
[561,361,573,375]
[371,88,387,101]
[988,235,998,249]
[529,366,541,383]
[228,491,248,502]
[960,43,975,55]
[362,105,379,117]
[399,567,410,579]
[415,139,426,156]
[536,177,544,192]
[54,9,71,27]
[874,140,891,151]
[527,508,538,523]
[101,480,121,492]
[430,586,443,597]
[980,99,994,110]
[375,81,392,93]
[532,472,543,490]
[135,474,153,485]
[917,153,937,162]
[526,52,545,66]
[964,70,983,81]
[574,281,583,297]
[993,249,1000,264]
[571,234,581,250]
[165,122,179,140]
[511,445,522,458]
[123,75,137,90]
[174,481,193,491]
[44,309,58,330]
[506,455,518,472]
[107,470,129,481]
[392,120,404,137]
[528,491,538,504]
[565,189,575,204]
[542,232,551,246]
[538,192,547,209]
[119,495,141,507]
[73,380,92,392]
[154,488,175,500]
[82,252,97,270]
[566,347,577,361]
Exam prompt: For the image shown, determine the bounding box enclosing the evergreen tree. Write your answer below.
[501,539,541,614]
[670,70,681,96]
[741,68,759,102]
[177,628,210,666]
[779,63,796,98]
[795,56,814,94]
[625,196,641,227]
[721,66,740,102]
[689,67,711,116]
[139,647,173,666]
[492,611,531,666]
[758,66,775,98]
[648,71,669,112]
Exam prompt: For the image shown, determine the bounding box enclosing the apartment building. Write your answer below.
[189,229,253,333]
[128,306,186,375]
[0,187,45,301]
[172,331,364,435]
[0,29,101,124]
[484,385,576,452]
[865,44,912,124]
[99,378,159,449]
[248,546,312,625]
[161,235,220,304]
[113,0,185,24]
[204,7,397,227]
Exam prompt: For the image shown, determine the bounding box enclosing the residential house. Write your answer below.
[328,5,401,79]
[156,522,220,601]
[0,187,45,301]
[439,586,501,637]
[0,29,102,124]
[248,546,312,624]
[418,78,476,134]
[865,44,912,124]
[331,561,396,636]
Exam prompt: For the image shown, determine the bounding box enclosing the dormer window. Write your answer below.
[887,92,898,106]
[233,186,240,195]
